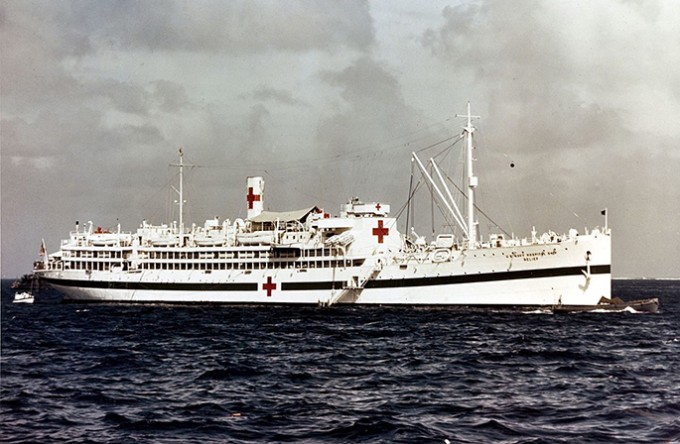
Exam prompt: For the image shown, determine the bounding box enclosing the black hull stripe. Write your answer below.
[45,279,257,291]
[43,265,610,291]
[282,281,341,291]
[366,265,610,289]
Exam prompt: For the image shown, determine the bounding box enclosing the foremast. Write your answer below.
[170,148,187,236]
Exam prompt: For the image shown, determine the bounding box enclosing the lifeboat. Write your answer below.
[236,231,274,245]
[149,237,180,247]
[89,234,120,246]
[194,237,227,247]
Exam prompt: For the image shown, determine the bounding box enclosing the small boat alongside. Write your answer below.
[553,296,660,313]
[13,291,34,304]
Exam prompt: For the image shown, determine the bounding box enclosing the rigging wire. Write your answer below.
[396,131,512,239]
[549,192,583,221]
[192,117,459,172]
[438,167,512,238]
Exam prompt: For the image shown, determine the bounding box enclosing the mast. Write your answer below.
[170,148,186,235]
[179,148,184,233]
[456,102,480,249]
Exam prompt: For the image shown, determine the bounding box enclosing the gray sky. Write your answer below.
[2,0,679,278]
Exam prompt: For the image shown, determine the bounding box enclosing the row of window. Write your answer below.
[63,247,342,260]
[63,250,126,259]
[63,258,364,272]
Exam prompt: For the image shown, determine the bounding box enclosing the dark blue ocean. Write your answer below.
[2,279,679,443]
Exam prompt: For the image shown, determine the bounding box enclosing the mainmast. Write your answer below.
[456,102,480,249]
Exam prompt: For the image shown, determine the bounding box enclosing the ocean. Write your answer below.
[1,279,679,443]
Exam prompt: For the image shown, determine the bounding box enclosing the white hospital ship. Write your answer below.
[33,104,613,308]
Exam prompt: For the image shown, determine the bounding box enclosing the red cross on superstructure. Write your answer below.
[372,220,389,244]
[262,276,277,297]
[246,187,261,209]
[375,203,381,212]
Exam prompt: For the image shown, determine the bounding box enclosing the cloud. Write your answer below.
[10,0,374,56]
[309,57,431,202]
[242,86,306,107]
[421,1,680,146]
[419,0,680,277]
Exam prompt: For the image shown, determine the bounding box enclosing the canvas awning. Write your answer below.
[248,207,320,223]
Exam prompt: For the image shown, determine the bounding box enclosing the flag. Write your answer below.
[39,239,46,257]
[601,209,607,216]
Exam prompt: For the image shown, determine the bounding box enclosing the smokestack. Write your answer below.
[246,176,264,219]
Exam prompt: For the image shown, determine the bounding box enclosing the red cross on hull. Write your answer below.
[263,276,277,297]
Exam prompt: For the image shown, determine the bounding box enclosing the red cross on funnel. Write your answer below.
[247,187,261,209]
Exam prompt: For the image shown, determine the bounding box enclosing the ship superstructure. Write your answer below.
[34,104,612,307]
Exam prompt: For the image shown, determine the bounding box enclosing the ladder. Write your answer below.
[321,256,384,307]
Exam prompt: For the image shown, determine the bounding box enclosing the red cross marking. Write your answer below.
[375,203,381,212]
[263,276,276,297]
[246,187,261,209]
[372,220,389,244]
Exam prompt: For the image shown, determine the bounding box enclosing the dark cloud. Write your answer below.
[242,86,306,107]
[151,80,191,113]
[308,57,436,207]
[15,0,374,55]
[422,1,628,155]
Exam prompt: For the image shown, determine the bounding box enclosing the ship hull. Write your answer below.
[40,234,611,306]
[46,272,610,307]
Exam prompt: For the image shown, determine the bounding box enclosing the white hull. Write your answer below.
[42,234,611,307]
[48,274,610,307]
